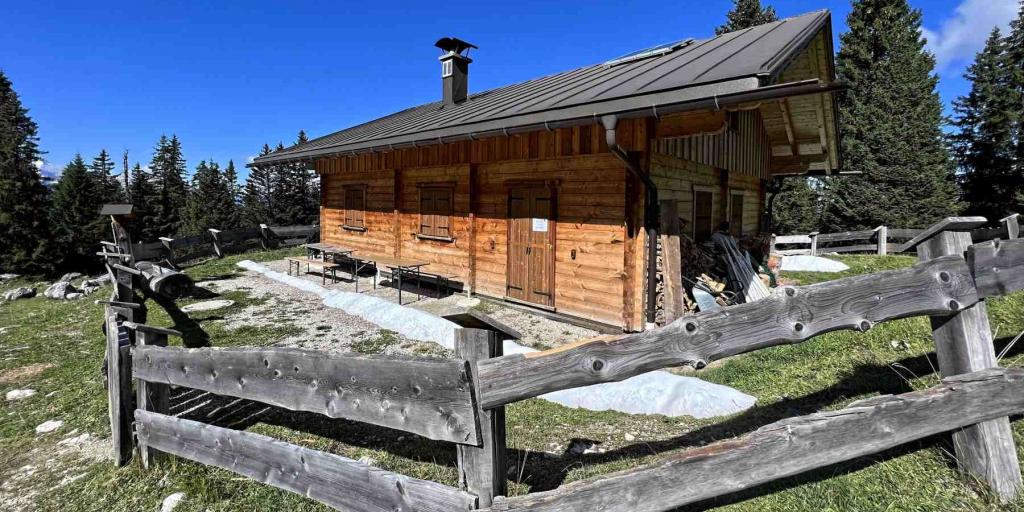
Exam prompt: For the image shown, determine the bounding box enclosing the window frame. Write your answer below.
[728,188,749,237]
[342,185,367,232]
[416,182,456,242]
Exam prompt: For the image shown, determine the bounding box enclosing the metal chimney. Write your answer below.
[435,37,477,106]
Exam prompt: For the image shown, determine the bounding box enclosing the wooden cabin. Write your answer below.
[251,10,842,332]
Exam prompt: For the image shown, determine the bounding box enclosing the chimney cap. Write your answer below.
[435,37,477,57]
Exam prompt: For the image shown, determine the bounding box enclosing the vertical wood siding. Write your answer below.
[654,110,771,180]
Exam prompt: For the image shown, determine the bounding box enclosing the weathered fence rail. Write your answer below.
[127,223,317,266]
[772,213,1019,256]
[101,215,1024,510]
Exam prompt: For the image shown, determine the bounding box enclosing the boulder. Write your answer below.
[6,389,36,401]
[44,281,79,300]
[35,420,63,434]
[3,287,36,300]
[58,272,83,283]
[66,293,84,300]
[81,274,111,287]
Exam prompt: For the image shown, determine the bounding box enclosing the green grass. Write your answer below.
[1,252,1023,511]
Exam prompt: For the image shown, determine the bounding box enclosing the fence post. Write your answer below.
[875,225,888,255]
[158,237,175,262]
[259,224,272,250]
[455,328,507,507]
[208,228,223,258]
[912,217,1022,502]
[659,200,684,324]
[125,323,176,468]
[104,309,134,466]
[808,231,818,256]
[1001,213,1020,239]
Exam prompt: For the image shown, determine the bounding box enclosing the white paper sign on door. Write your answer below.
[532,218,548,232]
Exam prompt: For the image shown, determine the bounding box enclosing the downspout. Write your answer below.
[602,115,658,328]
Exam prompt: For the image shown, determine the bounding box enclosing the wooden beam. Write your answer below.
[135,411,476,512]
[476,254,978,408]
[133,346,482,445]
[105,310,133,466]
[778,99,799,157]
[488,368,1024,512]
[659,200,684,324]
[968,238,1024,297]
[134,329,169,468]
[917,227,1022,501]
[898,216,987,252]
[455,328,507,507]
[654,110,727,138]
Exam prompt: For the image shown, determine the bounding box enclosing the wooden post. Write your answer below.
[1002,213,1020,240]
[208,228,223,258]
[875,225,888,255]
[129,325,173,468]
[158,237,175,262]
[259,224,272,250]
[105,309,133,466]
[808,231,818,256]
[455,328,507,507]
[659,200,684,324]
[914,218,1022,502]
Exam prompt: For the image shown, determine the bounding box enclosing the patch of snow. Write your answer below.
[160,492,186,512]
[0,273,21,280]
[6,389,36,401]
[35,420,63,434]
[239,260,756,419]
[181,299,235,312]
[780,255,850,273]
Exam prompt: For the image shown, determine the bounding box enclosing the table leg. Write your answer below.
[416,268,422,302]
[397,268,403,305]
[353,260,358,293]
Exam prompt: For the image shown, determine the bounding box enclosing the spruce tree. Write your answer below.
[772,177,820,234]
[0,70,51,274]
[716,0,778,35]
[241,144,275,225]
[223,159,241,228]
[1007,2,1024,207]
[49,155,109,271]
[183,160,237,234]
[127,163,158,241]
[149,134,189,236]
[91,149,125,202]
[821,0,959,230]
[951,28,1018,220]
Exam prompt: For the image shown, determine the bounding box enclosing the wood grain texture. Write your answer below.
[134,330,169,468]
[918,231,1022,502]
[899,216,987,252]
[105,310,132,466]
[132,346,481,445]
[476,254,978,408]
[135,411,476,512]
[969,238,1024,298]
[659,200,684,325]
[488,368,1024,512]
[456,329,507,507]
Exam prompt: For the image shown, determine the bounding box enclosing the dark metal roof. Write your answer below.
[253,10,831,166]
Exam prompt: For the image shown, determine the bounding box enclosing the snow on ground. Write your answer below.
[226,259,755,419]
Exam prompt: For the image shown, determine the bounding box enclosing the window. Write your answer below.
[419,185,454,240]
[343,187,366,230]
[730,192,745,237]
[441,59,453,78]
[693,189,714,242]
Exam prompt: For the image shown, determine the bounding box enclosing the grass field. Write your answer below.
[1,251,1023,511]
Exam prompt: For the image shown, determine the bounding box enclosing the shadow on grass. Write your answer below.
[146,292,211,348]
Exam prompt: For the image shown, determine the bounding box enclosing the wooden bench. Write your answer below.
[285,257,341,285]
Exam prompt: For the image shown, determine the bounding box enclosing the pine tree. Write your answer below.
[821,0,959,230]
[1007,2,1024,207]
[270,141,305,225]
[0,70,51,274]
[49,155,109,271]
[223,159,241,228]
[128,163,158,241]
[716,0,778,35]
[241,144,275,225]
[91,149,125,202]
[951,28,1018,220]
[149,134,189,236]
[772,177,821,234]
[183,160,237,234]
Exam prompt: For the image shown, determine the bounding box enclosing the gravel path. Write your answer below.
[196,258,598,355]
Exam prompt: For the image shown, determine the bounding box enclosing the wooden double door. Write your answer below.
[506,186,555,307]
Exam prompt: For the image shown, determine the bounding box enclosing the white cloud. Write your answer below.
[922,0,1017,72]
[34,159,62,180]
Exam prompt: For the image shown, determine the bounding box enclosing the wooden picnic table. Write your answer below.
[347,254,431,304]
[285,257,341,286]
[302,243,354,261]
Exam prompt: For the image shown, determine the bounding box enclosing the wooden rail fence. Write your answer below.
[772,213,1019,256]
[128,223,317,266]
[101,216,1024,510]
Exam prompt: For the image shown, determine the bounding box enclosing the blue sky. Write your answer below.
[0,0,1018,181]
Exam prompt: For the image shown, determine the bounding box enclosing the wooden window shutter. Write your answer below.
[419,186,454,239]
[420,190,436,236]
[344,187,365,228]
